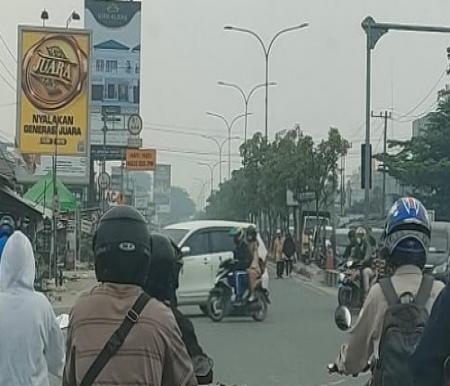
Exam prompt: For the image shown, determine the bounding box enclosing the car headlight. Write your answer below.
[432,262,448,275]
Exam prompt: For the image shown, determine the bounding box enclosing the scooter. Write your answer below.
[206,258,270,322]
[337,260,364,310]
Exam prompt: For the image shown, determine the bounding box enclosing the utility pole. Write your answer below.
[371,110,392,217]
[340,155,345,216]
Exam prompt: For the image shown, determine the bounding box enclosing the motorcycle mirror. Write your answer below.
[56,313,69,329]
[334,306,352,331]
[444,356,450,385]
[180,246,191,256]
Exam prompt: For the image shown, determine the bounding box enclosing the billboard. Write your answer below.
[126,149,156,171]
[16,27,90,156]
[154,164,171,214]
[85,0,142,154]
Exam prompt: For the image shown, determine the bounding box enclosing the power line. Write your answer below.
[0,33,16,63]
[0,56,15,81]
[0,71,15,92]
[395,66,446,119]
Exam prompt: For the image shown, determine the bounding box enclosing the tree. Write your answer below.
[378,99,450,219]
[161,186,196,225]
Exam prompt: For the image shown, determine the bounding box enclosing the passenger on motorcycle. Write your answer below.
[246,225,264,302]
[333,197,444,379]
[145,233,214,385]
[351,226,375,298]
[63,206,197,386]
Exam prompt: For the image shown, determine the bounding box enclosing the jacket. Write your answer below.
[271,236,285,262]
[410,282,450,386]
[336,265,444,375]
[282,236,297,259]
[0,234,8,259]
[233,240,251,270]
[0,231,65,386]
[63,282,197,386]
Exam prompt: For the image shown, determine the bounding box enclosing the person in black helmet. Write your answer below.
[63,206,197,386]
[145,233,214,385]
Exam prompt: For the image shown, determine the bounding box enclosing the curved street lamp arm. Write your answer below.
[198,162,213,172]
[218,81,247,104]
[230,112,251,130]
[206,111,230,129]
[248,82,276,101]
[267,23,309,55]
[224,26,268,57]
[200,134,221,149]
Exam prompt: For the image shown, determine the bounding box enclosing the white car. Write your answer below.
[163,220,269,310]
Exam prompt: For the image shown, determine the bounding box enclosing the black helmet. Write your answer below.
[145,233,182,304]
[93,206,151,286]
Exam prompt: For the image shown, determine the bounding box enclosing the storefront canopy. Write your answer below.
[24,173,78,212]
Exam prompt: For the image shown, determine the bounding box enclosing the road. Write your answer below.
[51,273,368,386]
[182,274,367,386]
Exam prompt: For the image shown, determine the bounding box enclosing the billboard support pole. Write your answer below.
[52,122,59,287]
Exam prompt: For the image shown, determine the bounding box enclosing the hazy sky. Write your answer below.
[1,0,450,206]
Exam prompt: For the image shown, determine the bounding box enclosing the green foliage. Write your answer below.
[160,186,196,225]
[378,99,450,219]
[205,126,349,225]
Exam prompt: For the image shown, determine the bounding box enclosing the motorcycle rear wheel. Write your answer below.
[251,293,268,322]
[338,286,352,307]
[207,293,226,322]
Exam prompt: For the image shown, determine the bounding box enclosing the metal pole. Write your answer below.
[364,38,372,222]
[244,99,249,143]
[265,54,269,139]
[102,116,107,212]
[228,126,231,179]
[53,122,58,287]
[382,111,391,217]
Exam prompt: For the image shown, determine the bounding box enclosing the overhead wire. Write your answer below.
[0,33,16,63]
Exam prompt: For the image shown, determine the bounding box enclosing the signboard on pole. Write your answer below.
[16,27,91,156]
[126,149,156,171]
[85,0,142,157]
[154,164,171,214]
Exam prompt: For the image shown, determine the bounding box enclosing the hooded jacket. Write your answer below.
[0,231,65,386]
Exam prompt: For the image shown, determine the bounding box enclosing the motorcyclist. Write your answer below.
[63,206,197,386]
[351,226,374,298]
[0,215,15,259]
[145,233,214,384]
[331,197,444,378]
[342,228,356,261]
[230,227,252,271]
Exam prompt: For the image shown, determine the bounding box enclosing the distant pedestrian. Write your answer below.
[271,229,285,278]
[283,231,297,277]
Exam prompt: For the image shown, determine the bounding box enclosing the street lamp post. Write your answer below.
[224,23,309,139]
[217,81,277,142]
[200,135,241,184]
[361,16,450,222]
[206,112,249,180]
[198,161,226,196]
[66,10,81,29]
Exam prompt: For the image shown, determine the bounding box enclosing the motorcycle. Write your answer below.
[337,260,364,310]
[206,258,270,322]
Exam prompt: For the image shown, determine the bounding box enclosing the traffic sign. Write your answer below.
[128,114,143,135]
[126,149,156,171]
[98,172,111,190]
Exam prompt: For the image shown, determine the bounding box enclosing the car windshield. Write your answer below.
[161,229,189,245]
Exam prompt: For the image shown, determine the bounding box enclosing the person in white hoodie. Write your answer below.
[0,231,65,386]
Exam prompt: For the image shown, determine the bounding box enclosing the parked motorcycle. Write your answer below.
[206,258,270,322]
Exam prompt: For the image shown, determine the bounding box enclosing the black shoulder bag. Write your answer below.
[80,292,151,386]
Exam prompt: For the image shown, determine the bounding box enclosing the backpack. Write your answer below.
[371,275,433,386]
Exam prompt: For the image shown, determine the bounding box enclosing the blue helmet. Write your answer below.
[383,197,431,258]
[0,215,15,238]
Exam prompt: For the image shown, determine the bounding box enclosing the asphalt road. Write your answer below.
[51,273,368,386]
[181,274,367,386]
